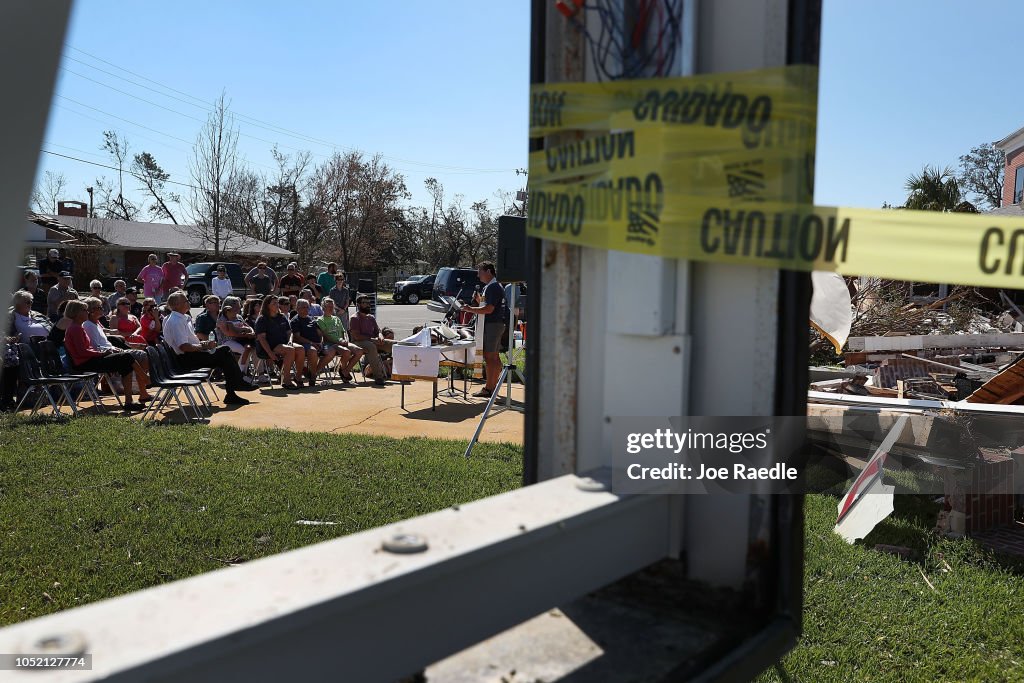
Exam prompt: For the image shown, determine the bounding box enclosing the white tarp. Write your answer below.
[810,271,853,353]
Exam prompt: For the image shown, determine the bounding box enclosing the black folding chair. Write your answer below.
[140,346,208,423]
[13,343,80,416]
[252,345,284,389]
[154,344,214,410]
[33,340,106,413]
[161,341,220,401]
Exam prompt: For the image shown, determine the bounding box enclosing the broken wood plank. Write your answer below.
[848,333,1024,352]
[965,352,1024,405]
[900,353,995,375]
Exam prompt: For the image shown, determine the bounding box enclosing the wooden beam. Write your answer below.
[848,333,1024,352]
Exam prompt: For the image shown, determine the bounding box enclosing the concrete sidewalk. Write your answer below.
[204,377,524,443]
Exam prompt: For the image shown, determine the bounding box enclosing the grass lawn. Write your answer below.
[3,414,1022,682]
[0,415,522,627]
[761,493,1024,682]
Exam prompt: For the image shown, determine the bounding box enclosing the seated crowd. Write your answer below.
[4,258,396,413]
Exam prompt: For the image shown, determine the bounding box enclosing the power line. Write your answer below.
[42,149,196,190]
[57,95,194,146]
[57,81,503,178]
[54,103,191,156]
[63,44,518,174]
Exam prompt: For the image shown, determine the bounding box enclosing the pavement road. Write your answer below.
[375,303,445,339]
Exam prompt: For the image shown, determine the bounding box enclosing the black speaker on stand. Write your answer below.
[497,215,527,284]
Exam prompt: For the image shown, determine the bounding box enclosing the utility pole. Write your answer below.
[514,168,528,217]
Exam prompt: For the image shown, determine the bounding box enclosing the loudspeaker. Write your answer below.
[497,215,528,283]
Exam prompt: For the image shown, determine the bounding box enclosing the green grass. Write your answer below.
[0,415,522,626]
[4,414,1023,681]
[760,493,1024,682]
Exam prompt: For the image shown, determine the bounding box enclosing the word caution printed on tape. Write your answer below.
[528,65,1024,289]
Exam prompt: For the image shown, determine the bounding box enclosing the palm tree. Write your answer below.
[902,165,977,213]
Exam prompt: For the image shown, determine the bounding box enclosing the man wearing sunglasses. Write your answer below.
[245,262,276,296]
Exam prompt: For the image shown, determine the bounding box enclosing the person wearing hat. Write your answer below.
[211,264,234,300]
[39,248,69,290]
[160,252,188,299]
[124,287,143,317]
[46,271,78,322]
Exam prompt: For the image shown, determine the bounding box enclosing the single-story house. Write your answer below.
[24,212,295,288]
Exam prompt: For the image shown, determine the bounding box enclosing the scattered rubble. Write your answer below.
[811,286,1024,542]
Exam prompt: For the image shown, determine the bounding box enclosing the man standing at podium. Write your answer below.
[463,261,506,398]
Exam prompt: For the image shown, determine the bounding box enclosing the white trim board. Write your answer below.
[847,333,1024,352]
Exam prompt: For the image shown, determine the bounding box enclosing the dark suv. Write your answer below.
[185,263,247,306]
[393,274,434,304]
[432,267,481,302]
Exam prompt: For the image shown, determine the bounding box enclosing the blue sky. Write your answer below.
[38,0,531,213]
[34,1,1023,217]
[817,0,1022,208]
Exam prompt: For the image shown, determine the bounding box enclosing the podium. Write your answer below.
[392,339,476,411]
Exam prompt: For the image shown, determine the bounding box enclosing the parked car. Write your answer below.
[393,274,434,304]
[185,262,247,306]
[432,267,481,303]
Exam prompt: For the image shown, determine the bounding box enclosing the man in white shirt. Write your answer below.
[164,291,256,405]
[11,291,51,340]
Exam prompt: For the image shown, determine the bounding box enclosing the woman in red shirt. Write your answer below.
[110,298,148,345]
[139,298,162,345]
[63,299,149,411]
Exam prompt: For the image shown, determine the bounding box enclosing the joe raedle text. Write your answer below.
[626,462,798,481]
[610,417,806,495]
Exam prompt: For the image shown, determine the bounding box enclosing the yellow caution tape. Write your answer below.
[526,182,1024,289]
[528,65,1023,289]
[529,65,819,145]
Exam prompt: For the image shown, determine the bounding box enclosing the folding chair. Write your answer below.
[252,346,284,389]
[153,345,214,412]
[33,340,106,413]
[14,343,80,417]
[320,348,347,385]
[161,341,220,401]
[141,347,208,423]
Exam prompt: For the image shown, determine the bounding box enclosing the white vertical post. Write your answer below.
[683,0,794,588]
